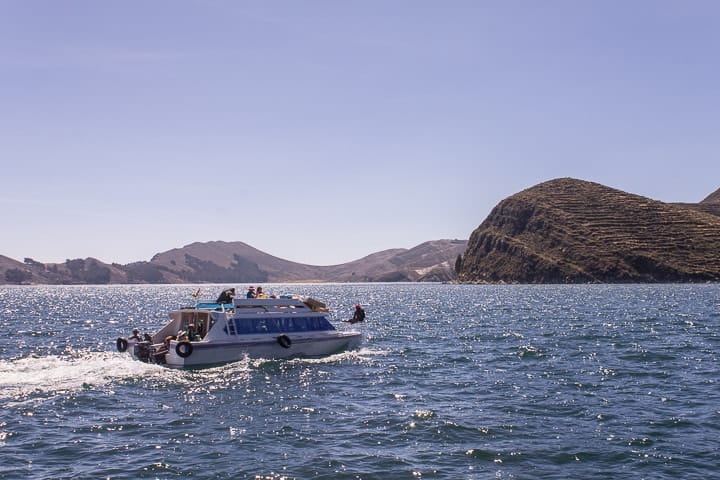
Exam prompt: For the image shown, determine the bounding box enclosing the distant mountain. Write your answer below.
[0,255,128,285]
[458,178,720,283]
[684,187,720,217]
[702,187,720,204]
[0,239,467,285]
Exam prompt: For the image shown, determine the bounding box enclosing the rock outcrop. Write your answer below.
[458,178,720,283]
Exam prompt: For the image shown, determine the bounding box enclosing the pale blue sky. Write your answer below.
[2,1,719,266]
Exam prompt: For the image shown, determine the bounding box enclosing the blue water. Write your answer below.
[1,283,719,479]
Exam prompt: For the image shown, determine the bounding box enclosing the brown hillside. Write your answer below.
[145,239,467,283]
[459,178,720,283]
[701,187,720,204]
[1,239,467,284]
[317,240,467,282]
[148,241,319,283]
[0,256,129,284]
[674,187,720,217]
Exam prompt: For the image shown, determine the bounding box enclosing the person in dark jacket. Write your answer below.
[216,288,236,303]
[350,304,366,323]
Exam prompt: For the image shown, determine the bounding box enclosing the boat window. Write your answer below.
[234,319,248,334]
[227,315,336,334]
[277,317,292,332]
[256,319,269,333]
[315,317,335,331]
[292,317,309,331]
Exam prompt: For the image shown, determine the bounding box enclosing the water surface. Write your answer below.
[1,284,718,479]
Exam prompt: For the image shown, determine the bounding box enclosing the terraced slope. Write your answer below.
[702,187,720,204]
[459,178,720,283]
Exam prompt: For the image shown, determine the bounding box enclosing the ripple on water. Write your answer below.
[1,284,720,479]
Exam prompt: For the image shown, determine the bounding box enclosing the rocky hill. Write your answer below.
[1,255,129,285]
[458,178,720,283]
[677,187,720,217]
[1,239,467,285]
[702,187,720,204]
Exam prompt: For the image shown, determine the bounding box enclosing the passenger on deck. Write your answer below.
[255,286,268,299]
[216,288,236,304]
[246,286,256,298]
[351,304,366,323]
[129,328,142,341]
[187,324,201,341]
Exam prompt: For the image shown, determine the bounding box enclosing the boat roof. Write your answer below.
[232,297,320,312]
[179,301,233,311]
[176,296,327,313]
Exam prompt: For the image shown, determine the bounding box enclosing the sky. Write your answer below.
[2,1,719,266]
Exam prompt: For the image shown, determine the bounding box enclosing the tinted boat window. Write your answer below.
[228,315,336,334]
[293,317,309,331]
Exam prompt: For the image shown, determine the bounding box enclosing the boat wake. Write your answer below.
[287,347,389,365]
[0,347,388,406]
[0,350,169,405]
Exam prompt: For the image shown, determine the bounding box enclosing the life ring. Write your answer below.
[116,337,129,352]
[277,334,292,349]
[175,341,194,358]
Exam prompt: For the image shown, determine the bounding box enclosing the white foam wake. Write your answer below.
[287,347,390,365]
[0,351,166,403]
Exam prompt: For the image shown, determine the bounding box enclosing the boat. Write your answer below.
[115,295,363,367]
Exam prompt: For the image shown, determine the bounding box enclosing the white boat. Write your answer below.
[116,295,363,368]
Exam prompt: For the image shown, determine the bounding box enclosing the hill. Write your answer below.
[1,255,129,285]
[0,239,467,285]
[702,187,720,204]
[458,178,720,283]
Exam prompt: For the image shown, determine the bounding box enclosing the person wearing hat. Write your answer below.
[246,286,256,298]
[129,328,142,341]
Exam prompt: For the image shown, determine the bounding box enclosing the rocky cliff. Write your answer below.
[458,178,720,283]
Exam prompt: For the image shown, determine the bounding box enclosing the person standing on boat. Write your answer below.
[187,324,201,341]
[246,286,256,298]
[129,328,142,341]
[256,286,268,299]
[351,304,366,323]
[216,288,235,304]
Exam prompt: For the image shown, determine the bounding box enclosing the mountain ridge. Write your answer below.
[5,178,719,285]
[1,239,467,285]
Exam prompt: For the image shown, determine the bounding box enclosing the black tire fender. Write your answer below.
[175,341,194,358]
[116,337,129,352]
[277,334,292,349]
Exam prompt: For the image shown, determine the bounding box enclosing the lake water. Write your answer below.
[1,283,719,479]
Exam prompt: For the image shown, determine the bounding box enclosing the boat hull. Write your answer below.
[162,331,362,367]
